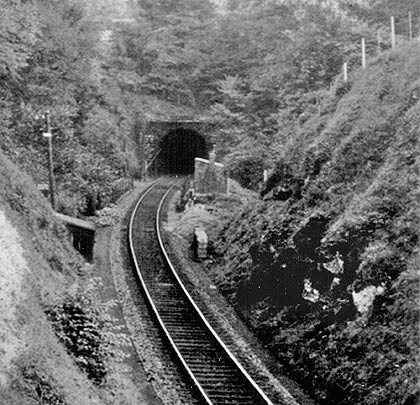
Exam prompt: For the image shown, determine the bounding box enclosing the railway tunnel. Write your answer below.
[157,128,209,174]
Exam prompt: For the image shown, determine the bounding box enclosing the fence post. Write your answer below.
[391,16,396,49]
[361,38,366,69]
[263,169,268,183]
[343,62,348,82]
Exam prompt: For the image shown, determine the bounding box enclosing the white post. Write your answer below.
[343,62,348,82]
[409,11,413,42]
[361,38,366,69]
[377,31,381,54]
[391,16,396,49]
[263,169,268,182]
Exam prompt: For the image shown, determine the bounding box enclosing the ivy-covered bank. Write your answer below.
[209,44,420,405]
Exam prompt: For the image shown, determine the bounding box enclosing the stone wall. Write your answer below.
[139,119,217,174]
[194,152,227,194]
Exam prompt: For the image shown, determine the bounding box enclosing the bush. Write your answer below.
[227,153,265,191]
[21,366,66,405]
[210,45,420,405]
[46,293,110,385]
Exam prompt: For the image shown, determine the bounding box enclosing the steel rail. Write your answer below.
[128,178,274,404]
[156,187,274,405]
[129,178,213,403]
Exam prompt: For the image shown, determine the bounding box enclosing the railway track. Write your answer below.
[128,177,275,405]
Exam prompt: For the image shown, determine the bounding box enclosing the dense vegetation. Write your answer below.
[0,0,138,216]
[210,43,420,405]
[107,0,419,188]
[2,0,418,206]
[115,1,418,403]
[1,0,418,404]
[0,148,128,403]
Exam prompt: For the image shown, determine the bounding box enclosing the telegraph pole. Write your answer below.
[43,111,56,210]
[138,120,146,179]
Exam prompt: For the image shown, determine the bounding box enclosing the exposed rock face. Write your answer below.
[235,215,340,309]
[302,279,320,303]
[352,284,386,314]
[323,251,344,275]
[293,215,330,260]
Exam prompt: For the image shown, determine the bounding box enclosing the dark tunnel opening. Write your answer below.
[158,128,209,174]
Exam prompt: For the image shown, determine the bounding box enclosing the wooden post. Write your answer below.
[139,121,146,179]
[409,11,413,42]
[361,38,366,69]
[343,62,348,82]
[391,16,396,49]
[43,111,55,210]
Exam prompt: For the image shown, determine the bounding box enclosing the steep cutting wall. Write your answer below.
[0,152,104,403]
[0,151,153,404]
[209,43,420,405]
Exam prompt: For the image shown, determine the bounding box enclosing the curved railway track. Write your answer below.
[128,177,274,405]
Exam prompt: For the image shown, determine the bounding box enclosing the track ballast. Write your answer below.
[128,178,274,405]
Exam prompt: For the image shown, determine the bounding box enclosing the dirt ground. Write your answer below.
[91,225,160,405]
[0,181,163,405]
[105,180,196,405]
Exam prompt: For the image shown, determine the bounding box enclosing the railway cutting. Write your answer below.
[128,177,278,405]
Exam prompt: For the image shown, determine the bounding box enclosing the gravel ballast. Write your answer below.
[106,180,315,405]
[108,181,198,405]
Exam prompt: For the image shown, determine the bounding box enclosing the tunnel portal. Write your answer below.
[158,128,209,174]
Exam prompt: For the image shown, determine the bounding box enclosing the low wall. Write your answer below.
[194,157,227,194]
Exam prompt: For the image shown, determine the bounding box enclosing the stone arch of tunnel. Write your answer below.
[157,128,210,174]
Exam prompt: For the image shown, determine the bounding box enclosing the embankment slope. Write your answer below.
[0,151,106,403]
[211,43,419,405]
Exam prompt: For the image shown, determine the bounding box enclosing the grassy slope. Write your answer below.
[211,44,419,404]
[0,151,107,404]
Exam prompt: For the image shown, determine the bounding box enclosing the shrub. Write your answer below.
[227,153,265,191]
[22,366,66,405]
[46,293,109,385]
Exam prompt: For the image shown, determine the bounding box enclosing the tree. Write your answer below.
[342,0,420,38]
[1,0,134,214]
[124,0,216,106]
